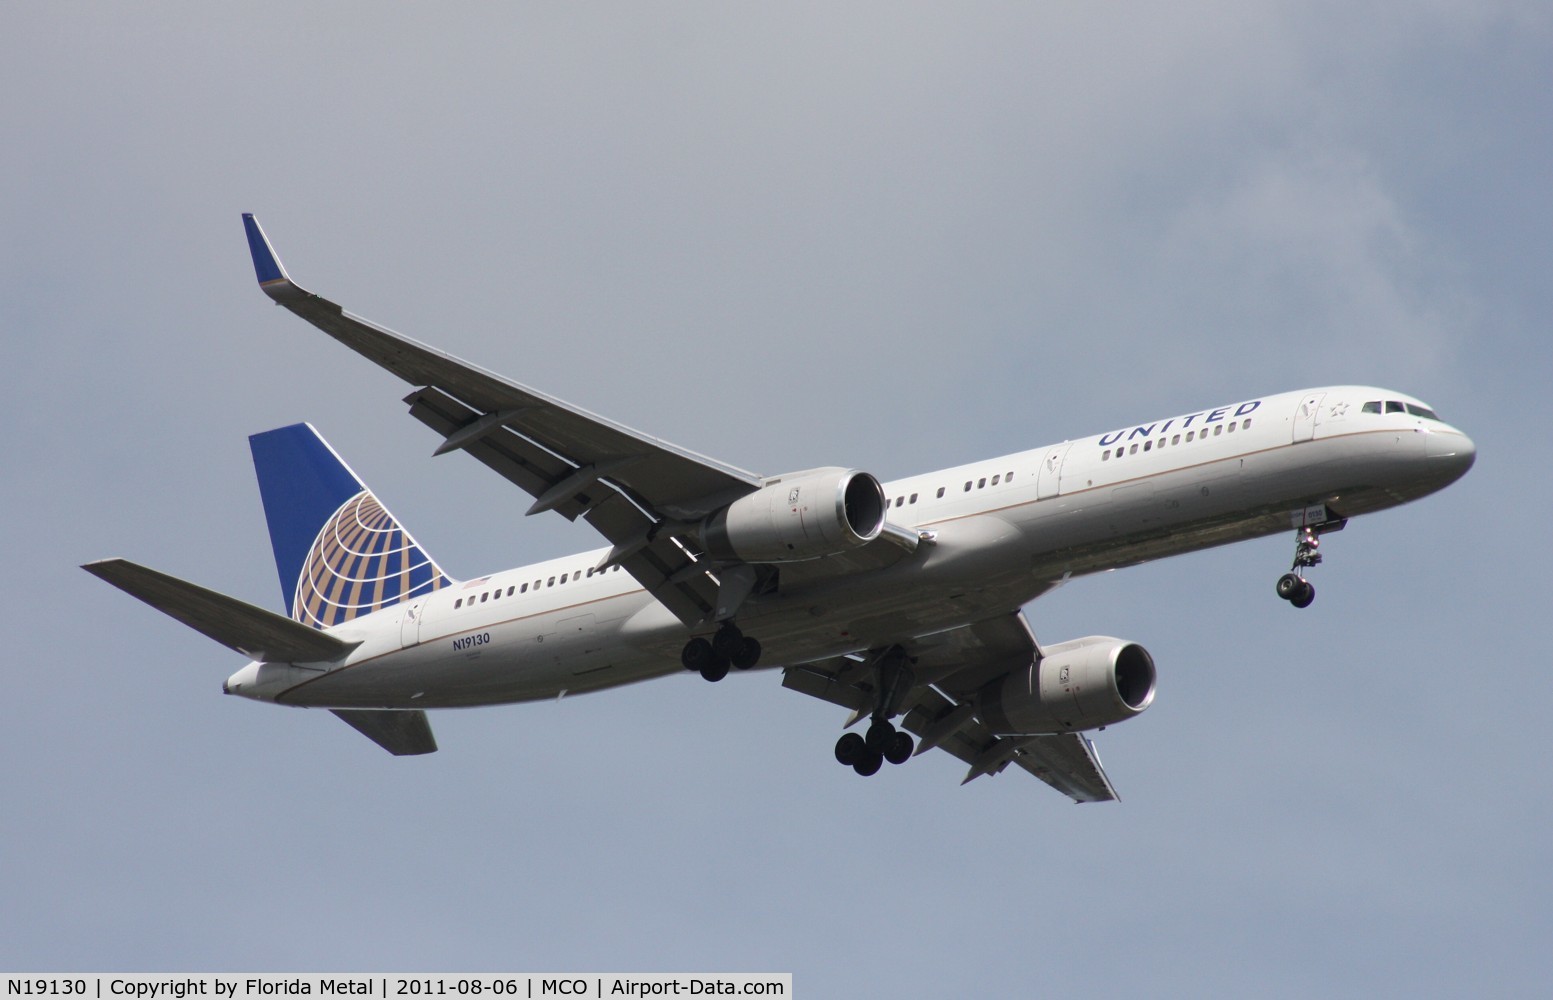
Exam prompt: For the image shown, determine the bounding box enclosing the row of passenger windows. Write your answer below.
[1101,419,1252,461]
[453,564,623,609]
[1362,400,1440,420]
[890,469,1019,508]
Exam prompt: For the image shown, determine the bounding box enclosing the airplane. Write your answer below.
[82,214,1477,801]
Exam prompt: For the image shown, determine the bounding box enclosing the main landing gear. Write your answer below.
[1275,515,1344,609]
[831,646,917,777]
[681,622,762,682]
[833,721,915,777]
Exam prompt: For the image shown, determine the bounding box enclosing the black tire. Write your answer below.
[699,658,730,682]
[885,731,915,765]
[1276,573,1303,601]
[865,719,896,753]
[834,732,866,766]
[712,624,744,660]
[681,637,714,671]
[1291,580,1316,609]
[853,750,884,777]
[731,636,762,670]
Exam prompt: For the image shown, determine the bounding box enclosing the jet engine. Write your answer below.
[701,467,887,563]
[977,636,1156,734]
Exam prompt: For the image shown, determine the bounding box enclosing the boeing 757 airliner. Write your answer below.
[83,215,1476,801]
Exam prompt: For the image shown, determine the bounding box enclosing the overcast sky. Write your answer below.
[4,3,1549,996]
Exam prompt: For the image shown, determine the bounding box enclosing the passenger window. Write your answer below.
[547,577,555,587]
[1227,422,1235,433]
[1172,434,1180,445]
[1143,440,1152,452]
[895,496,904,508]
[1186,431,1195,442]
[455,598,463,609]
[1214,425,1223,436]
[520,583,528,594]
[1102,450,1111,461]
[936,487,945,498]
[964,482,972,492]
[1129,444,1139,455]
[480,593,488,603]
[991,475,1000,486]
[1243,419,1252,429]
[909,493,918,504]
[1006,471,1013,481]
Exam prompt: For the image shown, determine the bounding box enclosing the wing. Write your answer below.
[243,214,764,625]
[781,611,1120,802]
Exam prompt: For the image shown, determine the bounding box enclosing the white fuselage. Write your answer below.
[223,385,1474,710]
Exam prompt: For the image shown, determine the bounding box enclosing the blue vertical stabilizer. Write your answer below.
[249,424,450,629]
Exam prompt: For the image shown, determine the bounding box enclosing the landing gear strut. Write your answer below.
[682,622,762,682]
[833,646,917,777]
[1275,512,1344,609]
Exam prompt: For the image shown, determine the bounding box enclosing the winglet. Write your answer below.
[242,213,294,291]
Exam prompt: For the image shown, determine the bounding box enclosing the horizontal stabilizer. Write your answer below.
[83,559,357,663]
[331,709,438,756]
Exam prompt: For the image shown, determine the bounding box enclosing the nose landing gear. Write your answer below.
[1276,510,1346,609]
[1276,569,1316,608]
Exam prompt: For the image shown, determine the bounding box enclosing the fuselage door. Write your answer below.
[1037,442,1074,500]
[1292,392,1326,443]
[399,601,424,648]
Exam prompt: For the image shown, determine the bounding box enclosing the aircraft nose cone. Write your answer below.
[1427,427,1476,479]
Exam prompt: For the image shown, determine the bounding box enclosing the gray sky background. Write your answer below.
[4,3,1549,996]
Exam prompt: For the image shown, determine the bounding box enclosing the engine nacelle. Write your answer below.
[702,467,887,563]
[977,636,1156,734]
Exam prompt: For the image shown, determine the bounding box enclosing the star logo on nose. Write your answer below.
[1329,402,1350,418]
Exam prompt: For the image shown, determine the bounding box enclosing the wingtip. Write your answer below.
[242,212,292,290]
[81,557,124,577]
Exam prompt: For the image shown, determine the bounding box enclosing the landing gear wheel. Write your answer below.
[681,637,715,672]
[865,719,896,753]
[711,624,744,661]
[853,750,884,777]
[1290,580,1315,608]
[730,636,762,670]
[884,731,915,765]
[1276,573,1303,601]
[698,658,730,683]
[834,732,866,766]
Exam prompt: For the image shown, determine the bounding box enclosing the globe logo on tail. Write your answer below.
[293,490,448,629]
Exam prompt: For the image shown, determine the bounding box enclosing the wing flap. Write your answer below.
[782,612,1121,802]
[83,559,356,662]
[403,384,721,623]
[899,686,1118,801]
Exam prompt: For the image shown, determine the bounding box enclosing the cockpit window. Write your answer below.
[1363,399,1441,421]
